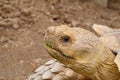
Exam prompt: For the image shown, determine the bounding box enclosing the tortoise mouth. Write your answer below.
[45,43,92,74]
[45,43,74,59]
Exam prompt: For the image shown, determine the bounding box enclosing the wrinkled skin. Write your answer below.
[92,24,120,53]
[44,25,120,80]
[92,24,120,72]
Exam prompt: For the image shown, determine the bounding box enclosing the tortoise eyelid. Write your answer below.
[60,35,71,43]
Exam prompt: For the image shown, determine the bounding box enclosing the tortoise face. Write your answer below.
[44,25,105,73]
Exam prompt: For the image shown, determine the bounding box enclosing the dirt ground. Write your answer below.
[0,0,120,80]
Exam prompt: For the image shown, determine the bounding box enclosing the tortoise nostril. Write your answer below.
[47,26,55,34]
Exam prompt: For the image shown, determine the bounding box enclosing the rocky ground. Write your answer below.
[0,0,120,80]
[28,59,85,80]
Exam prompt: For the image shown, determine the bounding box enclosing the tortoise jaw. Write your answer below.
[45,43,74,59]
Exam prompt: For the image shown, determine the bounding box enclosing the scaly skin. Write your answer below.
[92,24,120,73]
[92,24,120,52]
[92,24,120,36]
[44,25,120,80]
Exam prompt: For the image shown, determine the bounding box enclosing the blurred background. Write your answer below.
[0,0,120,80]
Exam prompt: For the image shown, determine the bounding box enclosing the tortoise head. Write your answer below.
[44,25,111,75]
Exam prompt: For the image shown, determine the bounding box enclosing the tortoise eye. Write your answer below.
[60,36,71,43]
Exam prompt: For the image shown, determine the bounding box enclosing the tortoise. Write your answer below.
[29,24,120,80]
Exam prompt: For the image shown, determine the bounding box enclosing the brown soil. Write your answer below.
[0,0,120,80]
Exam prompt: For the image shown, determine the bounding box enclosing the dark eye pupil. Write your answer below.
[61,36,70,42]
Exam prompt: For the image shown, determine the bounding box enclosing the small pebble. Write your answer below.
[71,20,79,27]
[13,24,19,29]
[28,73,39,80]
[34,75,42,80]
[50,62,65,73]
[45,59,56,66]
[42,70,54,79]
[52,75,64,80]
[39,65,51,74]
[35,65,45,72]
[65,68,74,77]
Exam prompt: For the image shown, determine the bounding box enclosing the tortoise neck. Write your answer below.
[75,48,120,80]
[92,49,120,80]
